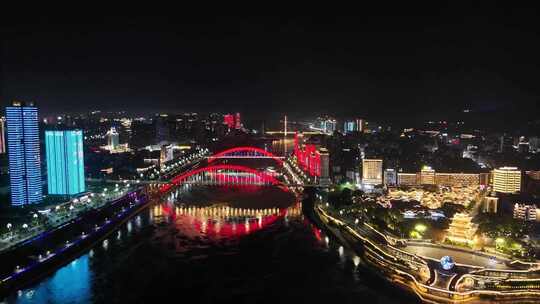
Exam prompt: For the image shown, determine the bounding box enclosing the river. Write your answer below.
[4,185,416,304]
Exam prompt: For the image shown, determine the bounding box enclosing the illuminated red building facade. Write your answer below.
[223,113,242,130]
[294,133,321,177]
[223,114,235,129]
[235,112,241,129]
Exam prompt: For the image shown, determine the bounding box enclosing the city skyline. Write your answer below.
[2,11,540,126]
[3,10,540,304]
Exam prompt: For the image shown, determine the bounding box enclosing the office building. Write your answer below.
[107,127,120,150]
[513,204,537,221]
[419,166,436,185]
[529,137,540,152]
[518,142,530,153]
[6,101,43,205]
[130,120,155,149]
[483,196,498,213]
[45,130,85,195]
[343,118,364,134]
[396,170,485,187]
[356,119,364,133]
[397,173,418,186]
[223,114,235,129]
[323,119,336,134]
[160,144,174,165]
[223,113,242,130]
[319,148,331,185]
[343,121,355,134]
[235,112,241,129]
[499,134,514,153]
[384,169,397,186]
[314,117,337,134]
[492,167,521,194]
[362,159,383,185]
[155,114,171,143]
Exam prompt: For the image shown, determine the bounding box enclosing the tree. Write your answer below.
[340,188,353,206]
[328,191,342,208]
[441,202,465,218]
[352,189,364,198]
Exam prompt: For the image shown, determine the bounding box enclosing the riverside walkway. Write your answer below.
[313,198,540,303]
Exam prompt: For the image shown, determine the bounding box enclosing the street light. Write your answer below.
[7,223,12,239]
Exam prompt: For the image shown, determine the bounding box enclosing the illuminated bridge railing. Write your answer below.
[172,205,301,218]
[208,147,284,166]
[159,165,286,194]
[175,172,276,185]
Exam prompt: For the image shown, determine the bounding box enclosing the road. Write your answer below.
[0,189,130,253]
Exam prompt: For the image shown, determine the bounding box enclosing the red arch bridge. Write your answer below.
[207,146,284,166]
[159,164,287,193]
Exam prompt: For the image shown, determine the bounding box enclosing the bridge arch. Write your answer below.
[208,146,283,166]
[160,164,285,193]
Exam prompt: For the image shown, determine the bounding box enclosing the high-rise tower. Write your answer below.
[6,101,43,205]
[45,129,86,195]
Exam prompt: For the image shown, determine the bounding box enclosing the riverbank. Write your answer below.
[0,187,153,298]
[304,189,540,304]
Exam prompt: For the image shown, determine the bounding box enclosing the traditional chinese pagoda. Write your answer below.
[445,213,478,246]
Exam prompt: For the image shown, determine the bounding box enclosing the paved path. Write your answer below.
[403,244,511,270]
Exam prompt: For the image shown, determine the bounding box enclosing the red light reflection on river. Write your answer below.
[153,203,299,240]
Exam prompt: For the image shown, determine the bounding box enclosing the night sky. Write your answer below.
[2,9,540,124]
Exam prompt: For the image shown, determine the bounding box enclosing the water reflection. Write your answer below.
[14,255,91,304]
[150,185,299,243]
[271,138,294,157]
[154,204,301,240]
[6,185,410,304]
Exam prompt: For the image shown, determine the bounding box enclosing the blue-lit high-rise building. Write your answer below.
[45,129,85,195]
[343,119,364,134]
[344,121,356,134]
[6,101,43,205]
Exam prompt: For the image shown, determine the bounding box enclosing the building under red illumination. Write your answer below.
[235,112,241,129]
[223,114,235,129]
[293,132,326,178]
[223,113,242,130]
